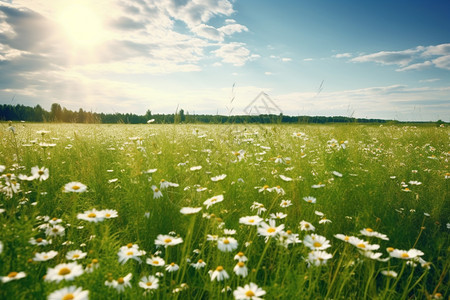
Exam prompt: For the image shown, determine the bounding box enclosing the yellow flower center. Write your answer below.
[58,267,71,276]
[307,200,312,203]
[344,236,349,241]
[198,259,203,263]
[52,217,58,221]
[105,213,111,217]
[38,170,44,175]
[313,242,322,248]
[164,238,172,243]
[170,262,175,266]
[238,262,245,267]
[117,277,124,284]
[366,228,373,232]
[387,247,394,252]
[263,185,269,189]
[216,266,224,271]
[357,243,366,248]
[286,230,292,235]
[7,272,18,278]
[248,219,254,223]
[154,188,159,192]
[267,227,276,233]
[92,259,99,264]
[245,290,255,297]
[88,213,96,218]
[72,185,80,190]
[237,252,244,257]
[223,239,230,244]
[52,228,59,233]
[153,260,159,265]
[73,254,80,258]
[36,238,43,243]
[211,198,217,202]
[146,282,153,286]
[127,243,133,248]
[62,294,75,300]
[161,179,165,182]
[304,224,310,228]
[126,251,134,256]
[401,253,409,258]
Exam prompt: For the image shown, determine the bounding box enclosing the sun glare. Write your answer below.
[58,3,106,47]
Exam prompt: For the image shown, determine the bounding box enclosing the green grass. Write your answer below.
[0,123,448,299]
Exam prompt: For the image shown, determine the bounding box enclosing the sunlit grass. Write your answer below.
[0,123,448,299]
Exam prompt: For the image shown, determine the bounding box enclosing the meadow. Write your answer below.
[0,122,448,299]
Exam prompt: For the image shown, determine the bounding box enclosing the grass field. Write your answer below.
[0,122,448,299]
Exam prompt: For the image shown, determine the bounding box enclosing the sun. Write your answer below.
[57,2,106,47]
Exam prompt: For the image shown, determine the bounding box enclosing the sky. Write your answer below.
[0,0,449,121]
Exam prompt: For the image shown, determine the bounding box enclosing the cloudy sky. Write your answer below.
[0,0,449,121]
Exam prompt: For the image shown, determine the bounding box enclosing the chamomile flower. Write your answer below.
[77,209,105,223]
[159,179,179,189]
[139,275,159,290]
[66,250,87,261]
[33,250,58,261]
[360,228,389,240]
[270,212,287,219]
[306,251,333,267]
[29,237,50,246]
[389,248,424,260]
[381,270,398,278]
[234,252,248,262]
[348,237,380,251]
[279,200,292,208]
[45,263,84,283]
[303,196,316,204]
[211,174,227,181]
[210,266,229,281]
[152,185,163,199]
[233,282,266,300]
[165,262,179,272]
[217,237,239,252]
[303,234,331,251]
[257,219,285,241]
[154,234,183,247]
[146,256,165,267]
[63,182,87,193]
[180,207,202,215]
[45,225,65,237]
[118,243,146,264]
[112,273,132,293]
[31,166,49,181]
[48,286,88,300]
[203,195,224,208]
[233,262,248,277]
[250,202,267,215]
[191,259,207,269]
[1,271,26,283]
[239,215,263,226]
[299,221,315,231]
[102,209,118,219]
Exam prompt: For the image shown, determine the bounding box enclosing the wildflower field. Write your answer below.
[0,122,448,299]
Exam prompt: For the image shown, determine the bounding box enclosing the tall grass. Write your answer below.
[0,123,448,299]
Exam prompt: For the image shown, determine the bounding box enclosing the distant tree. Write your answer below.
[50,103,62,122]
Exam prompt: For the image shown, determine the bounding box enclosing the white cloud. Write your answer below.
[432,55,450,70]
[212,42,256,66]
[422,43,450,56]
[192,24,223,41]
[281,57,292,62]
[334,53,352,58]
[351,48,419,66]
[396,61,433,72]
[264,71,273,75]
[218,23,248,36]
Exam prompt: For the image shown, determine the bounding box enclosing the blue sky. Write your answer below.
[0,0,449,121]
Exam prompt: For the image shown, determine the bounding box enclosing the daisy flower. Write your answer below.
[306,251,333,267]
[112,273,132,293]
[66,250,87,261]
[239,216,263,226]
[303,196,316,203]
[319,217,332,224]
[33,250,58,262]
[152,185,163,199]
[31,166,49,181]
[360,228,389,240]
[217,237,239,252]
[203,195,224,208]
[77,209,105,223]
[233,262,248,277]
[211,174,227,181]
[303,234,331,251]
[165,262,180,272]
[279,200,292,208]
[1,271,26,283]
[258,185,272,193]
[389,248,424,260]
[270,212,287,220]
[273,186,286,195]
[233,282,266,300]
[279,175,293,181]
[250,202,267,215]
[45,263,84,283]
[180,207,202,215]
[102,209,118,219]
[145,256,165,267]
[234,252,248,262]
[299,220,315,231]
[332,171,343,177]
[45,225,65,237]
[48,286,88,300]
[160,179,179,189]
[381,270,398,278]
[191,259,206,269]
[29,237,50,246]
[348,236,380,251]
[154,234,183,248]
[257,219,285,241]
[63,182,87,193]
[210,266,229,282]
[334,234,351,242]
[190,166,202,171]
[139,275,159,290]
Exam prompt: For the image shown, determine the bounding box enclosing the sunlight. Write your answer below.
[57,2,106,48]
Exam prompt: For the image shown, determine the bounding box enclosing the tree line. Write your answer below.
[0,103,391,124]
